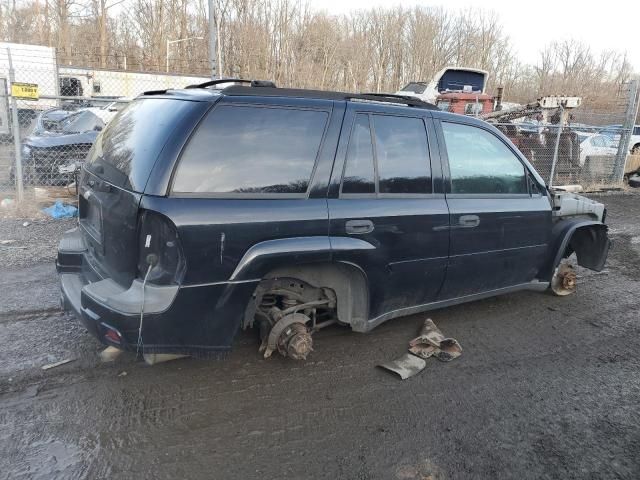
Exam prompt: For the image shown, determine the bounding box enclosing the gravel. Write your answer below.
[0,217,76,268]
[0,192,639,480]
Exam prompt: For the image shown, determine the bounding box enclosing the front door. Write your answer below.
[435,119,552,300]
[328,105,450,324]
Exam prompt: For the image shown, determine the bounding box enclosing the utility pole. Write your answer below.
[548,102,566,187]
[614,80,639,183]
[208,0,218,79]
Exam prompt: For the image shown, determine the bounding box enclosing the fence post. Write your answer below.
[7,47,24,203]
[54,48,61,108]
[548,103,565,187]
[613,79,639,182]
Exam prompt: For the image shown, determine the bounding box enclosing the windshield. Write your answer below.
[400,83,427,94]
[60,111,103,133]
[85,97,198,192]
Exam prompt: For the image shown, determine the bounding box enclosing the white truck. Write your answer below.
[1,41,212,133]
[0,42,59,133]
[395,66,489,104]
[58,66,210,99]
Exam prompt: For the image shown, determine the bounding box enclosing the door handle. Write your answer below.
[458,215,480,228]
[345,219,374,234]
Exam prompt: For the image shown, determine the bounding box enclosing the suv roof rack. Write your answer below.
[186,78,276,89]
[220,86,438,110]
[350,92,438,109]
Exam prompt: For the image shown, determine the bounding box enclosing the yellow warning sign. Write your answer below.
[11,82,39,100]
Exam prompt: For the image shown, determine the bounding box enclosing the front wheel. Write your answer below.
[550,261,577,296]
[631,144,640,155]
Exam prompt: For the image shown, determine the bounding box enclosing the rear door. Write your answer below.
[328,103,449,323]
[435,119,552,299]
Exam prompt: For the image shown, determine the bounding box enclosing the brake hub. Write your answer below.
[263,312,313,360]
[551,262,577,296]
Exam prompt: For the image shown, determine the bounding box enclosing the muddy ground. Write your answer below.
[1,193,639,480]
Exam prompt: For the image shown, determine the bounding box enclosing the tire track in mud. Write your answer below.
[2,192,640,480]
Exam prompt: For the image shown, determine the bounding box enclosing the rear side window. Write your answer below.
[342,114,375,194]
[341,113,432,195]
[441,122,527,195]
[372,115,431,194]
[173,105,328,194]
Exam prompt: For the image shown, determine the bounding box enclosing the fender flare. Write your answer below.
[541,219,610,280]
[230,236,375,281]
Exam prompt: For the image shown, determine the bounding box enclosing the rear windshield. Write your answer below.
[85,98,195,192]
[400,83,427,94]
[60,111,104,133]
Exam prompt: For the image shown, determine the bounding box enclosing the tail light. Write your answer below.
[137,210,186,284]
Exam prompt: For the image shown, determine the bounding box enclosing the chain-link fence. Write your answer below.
[436,83,640,190]
[1,43,211,204]
[2,41,640,205]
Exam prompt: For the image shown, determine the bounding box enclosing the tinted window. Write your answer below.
[173,105,328,194]
[86,98,197,192]
[442,122,527,194]
[372,115,431,194]
[342,114,375,194]
[400,83,427,94]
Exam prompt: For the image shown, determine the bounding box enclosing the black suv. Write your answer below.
[57,81,610,361]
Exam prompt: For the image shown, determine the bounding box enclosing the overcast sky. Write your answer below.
[313,0,640,70]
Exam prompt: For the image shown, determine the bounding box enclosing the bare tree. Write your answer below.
[0,0,635,108]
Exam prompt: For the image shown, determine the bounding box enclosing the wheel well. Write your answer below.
[562,224,610,272]
[243,262,370,332]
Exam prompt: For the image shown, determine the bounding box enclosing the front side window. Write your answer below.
[173,105,328,194]
[441,122,527,195]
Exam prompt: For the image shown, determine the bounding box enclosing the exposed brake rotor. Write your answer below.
[551,262,577,296]
[263,312,313,360]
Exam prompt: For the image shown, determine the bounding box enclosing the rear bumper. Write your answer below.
[57,227,256,356]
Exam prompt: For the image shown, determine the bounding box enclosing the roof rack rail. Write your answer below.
[185,78,276,89]
[352,92,438,110]
[218,85,438,110]
[142,89,168,95]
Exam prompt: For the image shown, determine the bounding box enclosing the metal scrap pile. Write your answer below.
[379,318,462,380]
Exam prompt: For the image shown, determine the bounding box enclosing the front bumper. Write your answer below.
[57,227,256,356]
